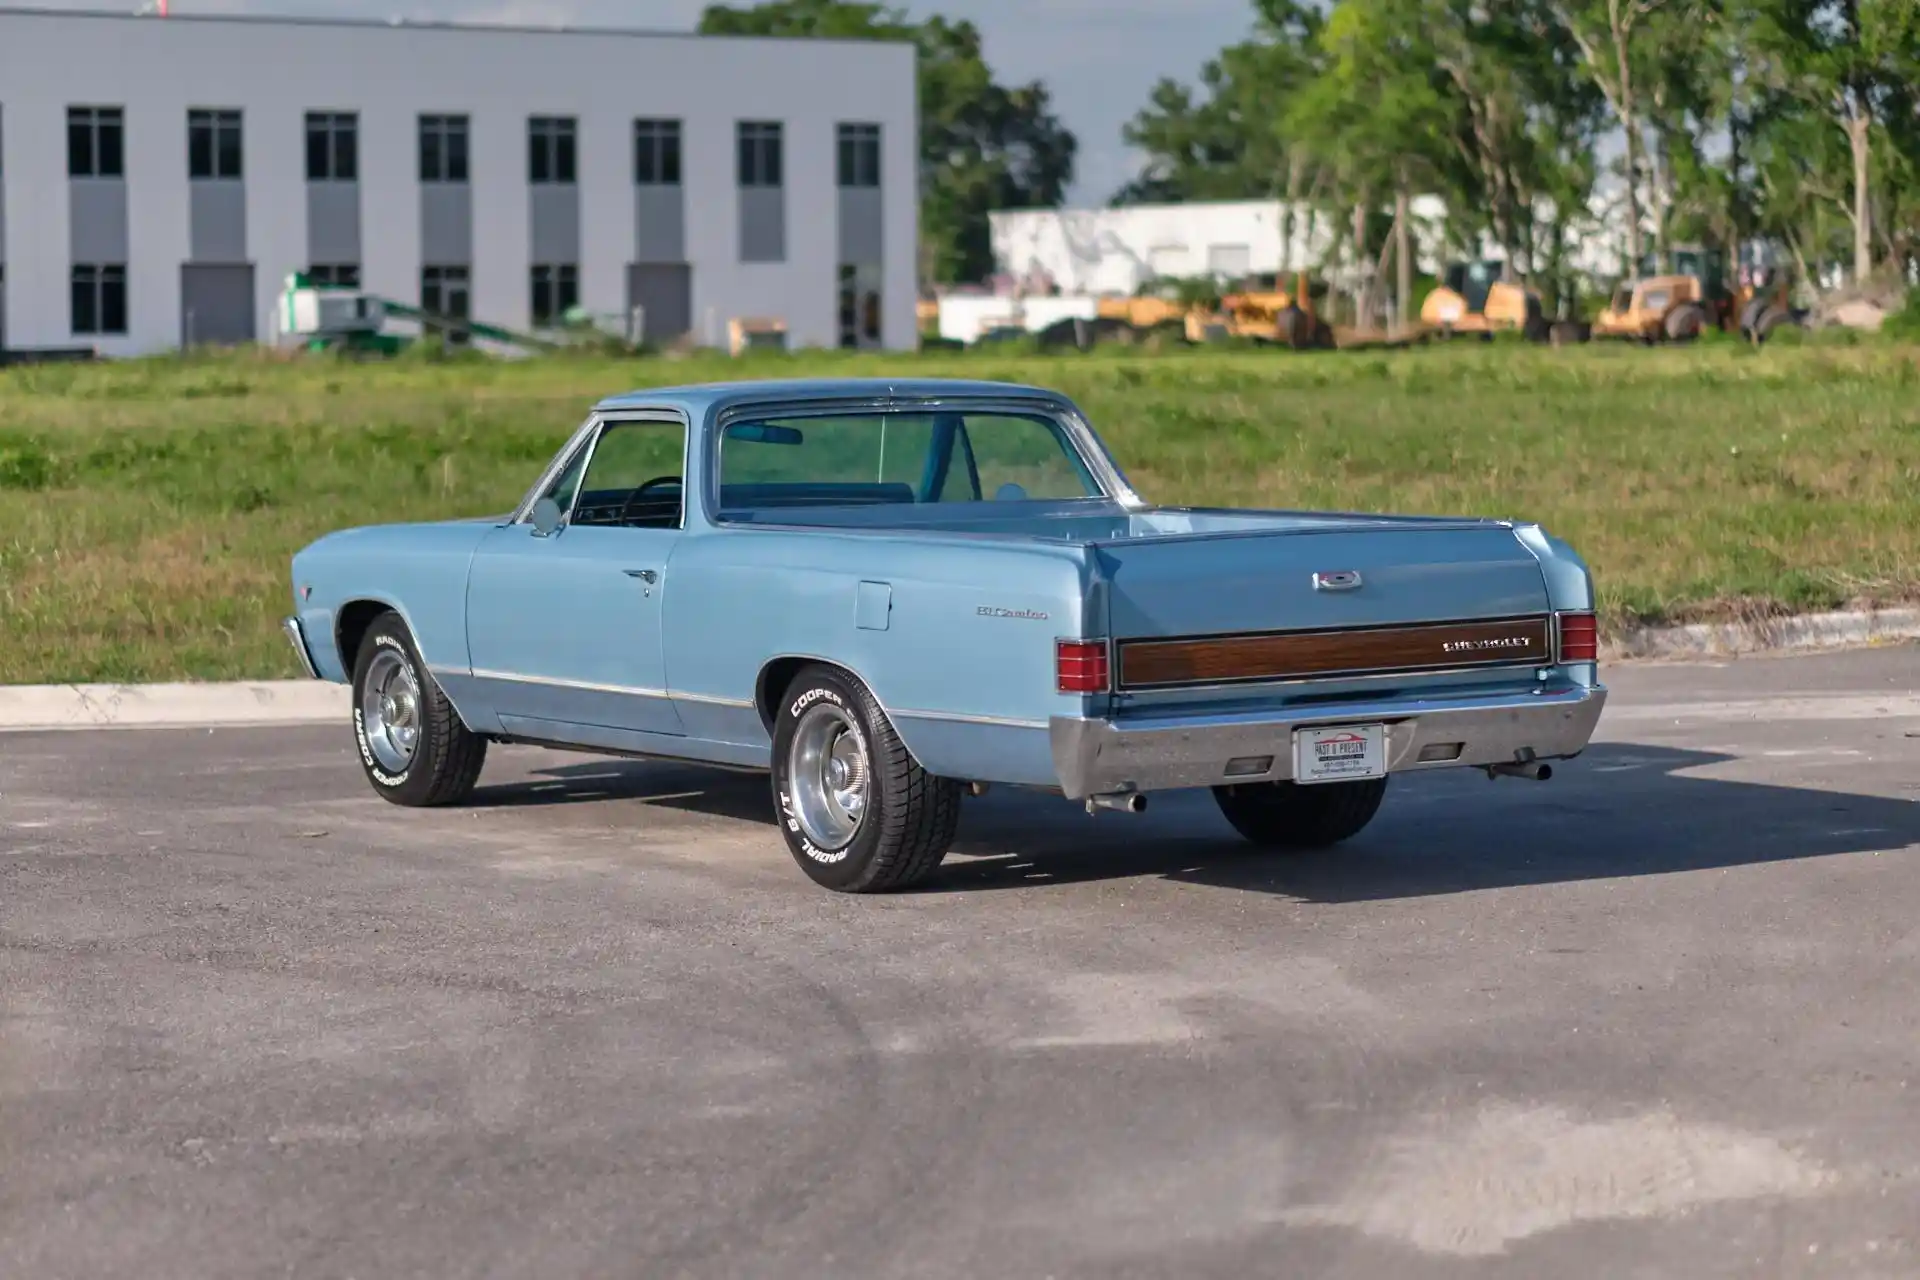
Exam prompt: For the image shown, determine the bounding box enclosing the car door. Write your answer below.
[465,412,689,738]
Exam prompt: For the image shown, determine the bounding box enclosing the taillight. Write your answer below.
[1556,612,1598,664]
[1056,639,1110,694]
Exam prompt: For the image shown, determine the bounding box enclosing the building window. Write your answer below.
[838,265,882,349]
[422,265,472,345]
[529,117,576,185]
[531,264,578,326]
[72,264,127,335]
[837,123,880,189]
[306,264,361,288]
[68,107,124,178]
[306,112,358,181]
[419,114,469,183]
[188,109,243,180]
[737,121,783,188]
[634,118,681,185]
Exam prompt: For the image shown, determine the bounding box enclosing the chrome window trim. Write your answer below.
[701,393,1146,526]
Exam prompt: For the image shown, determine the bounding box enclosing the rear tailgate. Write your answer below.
[1097,522,1553,690]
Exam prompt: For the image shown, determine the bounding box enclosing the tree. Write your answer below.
[1743,0,1920,282]
[698,0,1077,284]
[1116,1,1327,270]
[1547,0,1717,272]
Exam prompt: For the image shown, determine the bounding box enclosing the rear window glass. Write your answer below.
[717,410,1099,512]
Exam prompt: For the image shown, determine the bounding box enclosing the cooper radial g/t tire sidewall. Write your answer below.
[770,665,960,893]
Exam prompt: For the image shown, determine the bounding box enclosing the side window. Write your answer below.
[569,421,686,529]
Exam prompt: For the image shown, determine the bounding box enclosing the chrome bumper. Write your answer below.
[281,616,322,680]
[1050,684,1608,799]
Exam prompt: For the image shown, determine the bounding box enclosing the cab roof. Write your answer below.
[592,377,1063,416]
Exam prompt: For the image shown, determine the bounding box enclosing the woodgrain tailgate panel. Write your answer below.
[1118,615,1552,690]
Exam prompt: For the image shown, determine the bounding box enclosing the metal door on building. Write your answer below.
[625,264,692,346]
[180,263,257,347]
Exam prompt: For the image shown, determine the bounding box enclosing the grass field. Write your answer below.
[2,340,1918,684]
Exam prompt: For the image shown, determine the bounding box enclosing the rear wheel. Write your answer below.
[1754,304,1793,344]
[771,664,961,892]
[1212,777,1389,850]
[350,610,487,807]
[1663,302,1707,343]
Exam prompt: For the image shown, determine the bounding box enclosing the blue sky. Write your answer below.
[46,0,1254,203]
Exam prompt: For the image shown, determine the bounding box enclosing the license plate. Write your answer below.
[1293,724,1387,784]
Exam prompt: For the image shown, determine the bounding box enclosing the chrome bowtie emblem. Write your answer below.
[1312,570,1363,592]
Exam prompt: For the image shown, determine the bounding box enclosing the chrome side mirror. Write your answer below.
[530,497,565,537]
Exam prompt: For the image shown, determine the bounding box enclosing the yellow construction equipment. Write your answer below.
[1189,273,1334,349]
[1095,286,1206,342]
[1419,260,1550,342]
[1592,249,1796,344]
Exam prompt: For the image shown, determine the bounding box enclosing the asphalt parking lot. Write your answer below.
[3,647,1918,1279]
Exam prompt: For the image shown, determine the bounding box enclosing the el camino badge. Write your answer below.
[1312,570,1363,592]
[978,606,1050,621]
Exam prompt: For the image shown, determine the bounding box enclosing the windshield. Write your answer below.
[717,408,1102,514]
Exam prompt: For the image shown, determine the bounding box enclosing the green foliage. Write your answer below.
[698,0,1075,284]
[1118,0,1920,299]
[1880,290,1920,342]
[3,346,1919,682]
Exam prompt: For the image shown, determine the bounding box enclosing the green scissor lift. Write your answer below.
[276,272,564,355]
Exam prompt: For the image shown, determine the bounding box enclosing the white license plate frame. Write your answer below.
[1293,723,1388,785]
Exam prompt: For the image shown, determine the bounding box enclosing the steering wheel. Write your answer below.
[615,475,683,526]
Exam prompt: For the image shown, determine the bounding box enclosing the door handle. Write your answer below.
[624,568,659,585]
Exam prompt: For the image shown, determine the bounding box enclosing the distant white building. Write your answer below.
[989,196,1635,298]
[0,6,919,356]
[988,198,1454,296]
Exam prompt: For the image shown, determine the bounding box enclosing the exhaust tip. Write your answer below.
[1086,791,1149,814]
[1486,759,1554,782]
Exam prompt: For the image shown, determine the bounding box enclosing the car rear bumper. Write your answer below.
[1049,683,1607,800]
[281,616,322,681]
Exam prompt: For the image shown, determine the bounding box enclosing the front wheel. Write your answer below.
[771,665,961,892]
[350,610,487,806]
[1211,777,1388,850]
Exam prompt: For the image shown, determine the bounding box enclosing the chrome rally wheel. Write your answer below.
[358,646,422,775]
[787,701,869,851]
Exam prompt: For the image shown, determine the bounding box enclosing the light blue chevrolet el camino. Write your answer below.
[284,376,1607,892]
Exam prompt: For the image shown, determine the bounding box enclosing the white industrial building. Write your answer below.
[0,7,919,356]
[989,196,1626,298]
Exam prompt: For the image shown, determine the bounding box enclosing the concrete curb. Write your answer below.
[1601,607,1920,662]
[0,608,1913,732]
[0,681,347,732]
